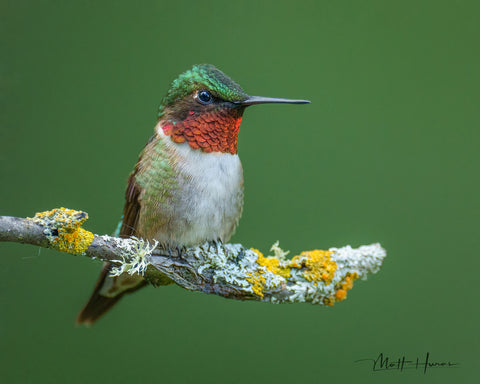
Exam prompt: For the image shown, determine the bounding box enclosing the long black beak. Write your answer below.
[235,96,311,106]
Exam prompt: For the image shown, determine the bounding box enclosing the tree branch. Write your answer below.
[0,208,387,305]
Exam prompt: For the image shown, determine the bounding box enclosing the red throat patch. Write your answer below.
[161,109,243,154]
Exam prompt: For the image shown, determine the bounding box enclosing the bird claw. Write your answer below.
[208,240,214,253]
[176,246,184,258]
[209,239,224,255]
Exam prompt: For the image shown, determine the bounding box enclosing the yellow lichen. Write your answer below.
[246,271,266,298]
[335,272,358,301]
[290,250,336,284]
[251,248,291,278]
[31,208,94,254]
[335,289,347,300]
[323,296,335,306]
[54,227,94,253]
[326,272,359,305]
[250,247,338,288]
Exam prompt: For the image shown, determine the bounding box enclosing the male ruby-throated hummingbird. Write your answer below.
[77,64,310,325]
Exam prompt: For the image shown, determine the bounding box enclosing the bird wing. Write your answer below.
[119,171,142,238]
[76,142,151,325]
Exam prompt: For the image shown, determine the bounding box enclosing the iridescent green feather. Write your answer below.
[158,64,248,118]
[135,137,177,232]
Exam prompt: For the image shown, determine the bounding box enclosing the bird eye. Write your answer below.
[196,90,213,104]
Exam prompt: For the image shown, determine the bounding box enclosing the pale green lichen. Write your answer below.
[251,248,291,279]
[108,236,158,277]
[27,207,385,305]
[194,241,386,304]
[249,246,337,299]
[270,241,290,260]
[30,208,94,254]
[282,243,386,304]
[194,242,284,295]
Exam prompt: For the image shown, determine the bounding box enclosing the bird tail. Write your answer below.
[76,262,147,326]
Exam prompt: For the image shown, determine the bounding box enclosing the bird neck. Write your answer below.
[159,108,243,154]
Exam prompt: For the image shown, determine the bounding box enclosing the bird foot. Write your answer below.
[176,245,186,258]
[208,239,224,255]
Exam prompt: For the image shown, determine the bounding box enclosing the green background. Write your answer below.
[1,1,478,383]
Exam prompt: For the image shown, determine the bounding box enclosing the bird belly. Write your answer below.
[137,136,243,247]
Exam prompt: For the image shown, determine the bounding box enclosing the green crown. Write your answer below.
[158,64,247,117]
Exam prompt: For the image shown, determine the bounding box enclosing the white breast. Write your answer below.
[153,125,244,245]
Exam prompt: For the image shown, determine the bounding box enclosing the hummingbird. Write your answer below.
[76,64,310,325]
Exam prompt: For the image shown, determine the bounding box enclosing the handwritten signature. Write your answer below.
[355,352,459,374]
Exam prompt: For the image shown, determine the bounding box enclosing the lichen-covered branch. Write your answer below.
[0,208,387,305]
